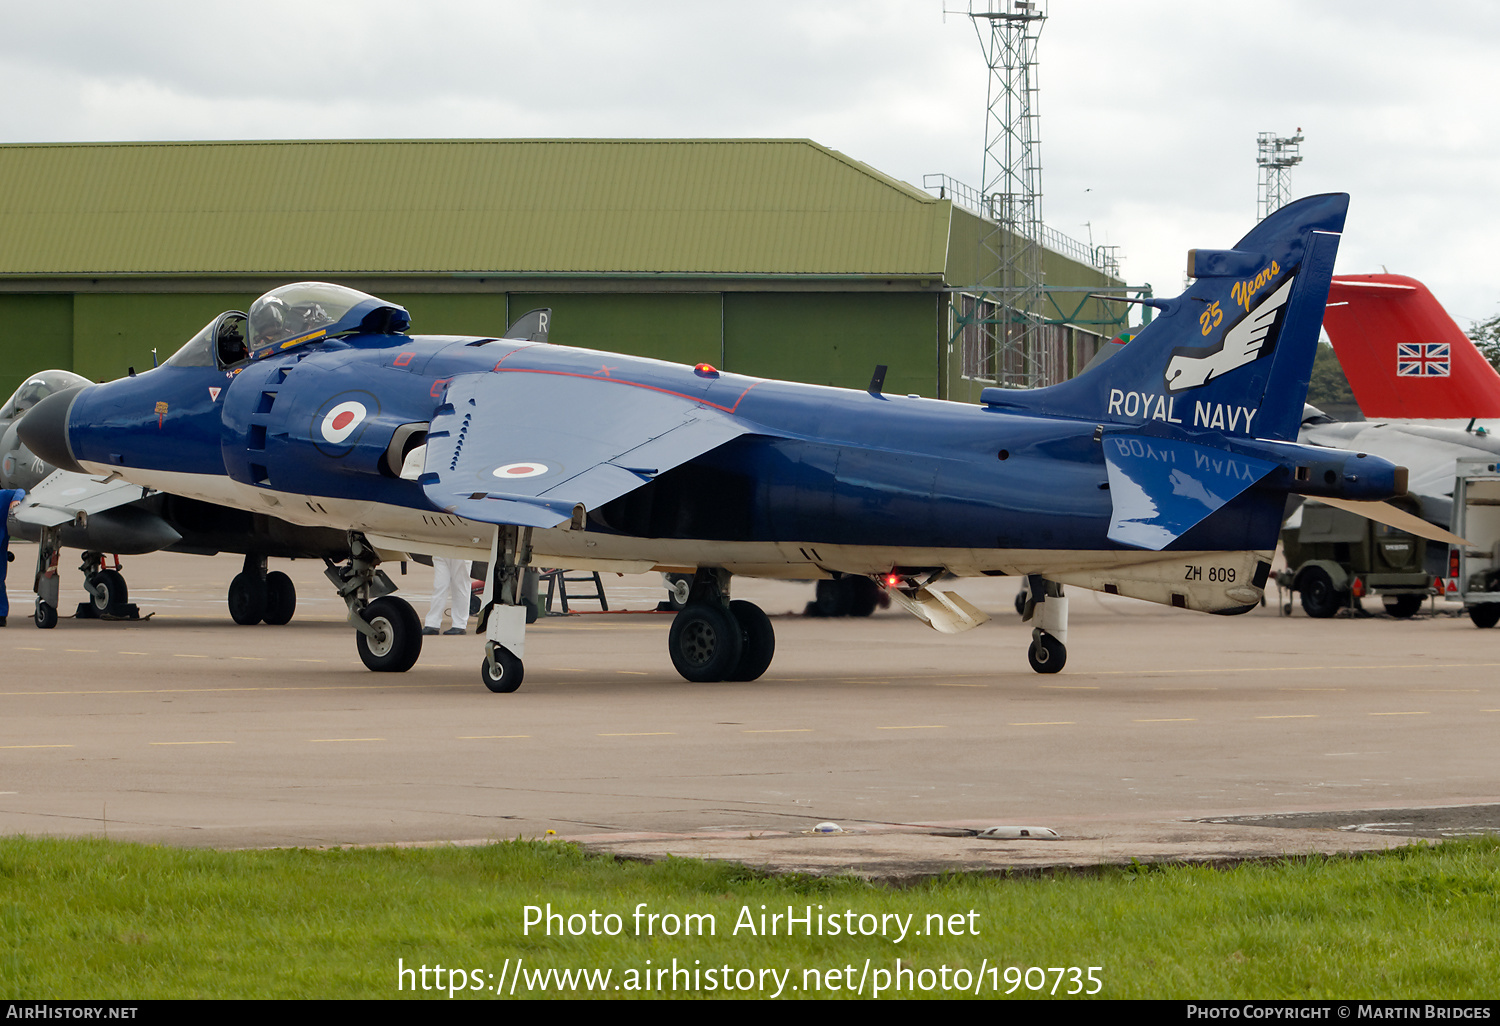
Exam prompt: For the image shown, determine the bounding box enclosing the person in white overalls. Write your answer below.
[424,557,472,636]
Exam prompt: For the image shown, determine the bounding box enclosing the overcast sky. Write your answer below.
[4,1,1497,327]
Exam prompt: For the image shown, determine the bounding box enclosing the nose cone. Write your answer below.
[17,383,89,475]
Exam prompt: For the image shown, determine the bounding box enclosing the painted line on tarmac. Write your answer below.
[0,744,73,749]
[459,735,532,739]
[309,737,386,743]
[598,732,677,736]
[0,683,470,695]
[1134,718,1197,722]
[876,725,947,730]
[1256,715,1318,719]
[1097,662,1500,675]
[1368,711,1430,716]
[149,741,234,745]
[1008,721,1074,726]
[743,728,812,733]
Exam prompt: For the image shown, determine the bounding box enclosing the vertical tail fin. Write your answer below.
[1323,274,1500,418]
[982,193,1349,441]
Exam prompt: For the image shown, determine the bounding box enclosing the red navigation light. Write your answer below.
[694,363,719,377]
[883,573,903,588]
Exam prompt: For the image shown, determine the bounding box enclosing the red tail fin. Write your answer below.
[1323,274,1500,418]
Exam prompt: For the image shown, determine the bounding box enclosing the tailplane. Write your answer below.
[983,193,1349,442]
[1323,274,1500,419]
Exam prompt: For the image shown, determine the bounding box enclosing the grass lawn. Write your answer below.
[3,836,1497,999]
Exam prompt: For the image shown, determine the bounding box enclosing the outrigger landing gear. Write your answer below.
[228,553,297,625]
[477,525,532,693]
[32,524,62,629]
[1022,574,1068,674]
[325,532,421,672]
[667,568,775,682]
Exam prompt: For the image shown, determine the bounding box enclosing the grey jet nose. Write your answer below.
[17,383,89,475]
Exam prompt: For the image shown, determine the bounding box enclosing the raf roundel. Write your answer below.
[493,462,550,480]
[320,401,367,444]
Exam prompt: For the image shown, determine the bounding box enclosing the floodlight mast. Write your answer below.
[1256,129,1304,223]
[971,0,1049,388]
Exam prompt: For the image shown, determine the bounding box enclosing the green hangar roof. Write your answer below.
[0,139,953,280]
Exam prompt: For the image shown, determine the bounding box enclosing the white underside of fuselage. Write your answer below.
[87,463,1271,613]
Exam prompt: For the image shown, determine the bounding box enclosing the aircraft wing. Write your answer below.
[13,469,152,528]
[419,371,755,529]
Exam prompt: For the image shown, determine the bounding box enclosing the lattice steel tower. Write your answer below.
[971,0,1049,387]
[1256,129,1303,222]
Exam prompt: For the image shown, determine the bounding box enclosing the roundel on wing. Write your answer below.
[310,390,380,457]
[493,462,550,479]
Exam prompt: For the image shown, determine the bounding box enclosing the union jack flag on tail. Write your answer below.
[1396,342,1449,377]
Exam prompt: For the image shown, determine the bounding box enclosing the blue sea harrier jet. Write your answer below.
[21,194,1419,691]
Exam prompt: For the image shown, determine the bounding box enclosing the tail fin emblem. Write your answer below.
[1164,275,1295,392]
[1396,343,1450,377]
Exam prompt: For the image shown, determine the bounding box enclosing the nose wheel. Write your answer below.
[356,596,422,672]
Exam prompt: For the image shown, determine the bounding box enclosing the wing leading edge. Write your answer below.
[419,371,758,529]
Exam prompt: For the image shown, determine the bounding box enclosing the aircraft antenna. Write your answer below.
[970,0,1049,388]
[1256,129,1304,222]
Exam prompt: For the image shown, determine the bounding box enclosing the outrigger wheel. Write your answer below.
[1023,574,1068,674]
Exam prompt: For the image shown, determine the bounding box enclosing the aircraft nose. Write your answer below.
[17,383,89,475]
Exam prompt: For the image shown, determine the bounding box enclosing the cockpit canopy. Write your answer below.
[162,284,411,371]
[1,370,91,421]
[248,283,410,358]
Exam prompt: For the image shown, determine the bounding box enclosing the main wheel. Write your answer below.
[480,646,524,693]
[846,577,880,617]
[1027,633,1067,673]
[668,603,743,682]
[34,601,57,630]
[262,571,297,625]
[228,572,267,625]
[1468,604,1500,629]
[1298,568,1346,619]
[812,578,852,617]
[88,569,128,614]
[356,596,422,672]
[727,600,776,681]
[1384,594,1424,619]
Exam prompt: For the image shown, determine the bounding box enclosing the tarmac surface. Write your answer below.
[2,547,1497,877]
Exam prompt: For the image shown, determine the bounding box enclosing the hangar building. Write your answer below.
[0,139,1125,401]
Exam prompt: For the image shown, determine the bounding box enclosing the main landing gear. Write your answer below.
[228,553,297,625]
[326,532,422,673]
[667,568,775,683]
[1021,574,1068,674]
